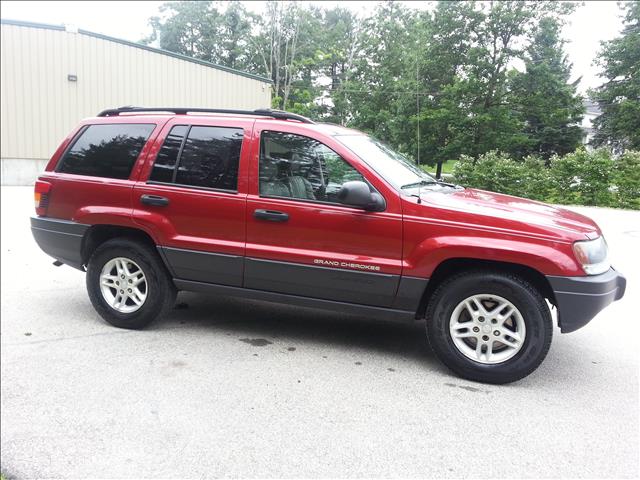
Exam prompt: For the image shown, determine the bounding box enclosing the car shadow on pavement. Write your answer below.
[153,291,438,367]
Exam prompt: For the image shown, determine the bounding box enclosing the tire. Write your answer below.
[425,270,552,384]
[86,238,176,329]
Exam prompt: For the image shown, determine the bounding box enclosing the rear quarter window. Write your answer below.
[57,124,155,179]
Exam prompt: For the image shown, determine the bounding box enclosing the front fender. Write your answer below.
[405,235,582,277]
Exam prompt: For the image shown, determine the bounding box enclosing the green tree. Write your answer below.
[457,1,575,159]
[313,7,362,124]
[589,2,640,152]
[415,2,479,169]
[243,2,324,112]
[145,1,256,71]
[340,3,419,152]
[144,0,585,167]
[509,17,584,159]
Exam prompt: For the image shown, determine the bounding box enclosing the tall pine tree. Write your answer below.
[590,2,640,153]
[509,16,584,159]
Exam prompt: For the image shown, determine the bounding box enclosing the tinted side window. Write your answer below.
[259,131,364,203]
[175,126,243,190]
[149,125,188,183]
[58,124,155,179]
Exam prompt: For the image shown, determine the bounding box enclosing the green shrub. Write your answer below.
[521,155,552,201]
[453,151,551,200]
[549,149,614,207]
[451,148,639,210]
[453,151,523,197]
[613,151,640,209]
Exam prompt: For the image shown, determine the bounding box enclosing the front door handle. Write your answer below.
[254,209,289,222]
[140,194,169,207]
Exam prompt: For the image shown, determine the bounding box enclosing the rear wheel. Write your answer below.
[425,270,552,384]
[86,238,176,329]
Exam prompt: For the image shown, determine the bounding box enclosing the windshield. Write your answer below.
[335,135,436,190]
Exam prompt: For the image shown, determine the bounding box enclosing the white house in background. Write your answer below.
[0,19,272,185]
[581,99,602,147]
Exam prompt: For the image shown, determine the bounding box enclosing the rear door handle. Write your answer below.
[254,209,289,222]
[140,194,169,207]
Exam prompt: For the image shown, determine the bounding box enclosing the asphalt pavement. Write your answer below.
[1,186,638,479]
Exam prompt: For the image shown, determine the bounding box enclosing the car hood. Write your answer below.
[414,187,600,241]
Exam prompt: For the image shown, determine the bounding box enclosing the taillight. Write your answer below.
[34,180,51,216]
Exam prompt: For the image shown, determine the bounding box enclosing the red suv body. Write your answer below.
[31,107,626,383]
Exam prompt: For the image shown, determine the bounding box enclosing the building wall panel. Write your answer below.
[0,22,271,184]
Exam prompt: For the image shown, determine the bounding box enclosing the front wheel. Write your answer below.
[425,270,552,384]
[86,238,176,329]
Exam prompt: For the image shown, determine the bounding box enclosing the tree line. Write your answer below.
[145,1,639,171]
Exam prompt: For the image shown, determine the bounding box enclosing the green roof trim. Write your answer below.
[1,18,273,84]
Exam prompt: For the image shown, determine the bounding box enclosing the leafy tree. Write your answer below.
[343,2,421,156]
[457,1,575,158]
[312,7,362,124]
[144,0,589,170]
[415,2,479,169]
[145,1,256,71]
[509,16,584,159]
[590,2,640,152]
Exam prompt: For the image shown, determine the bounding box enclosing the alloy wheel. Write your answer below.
[99,257,148,313]
[449,294,526,364]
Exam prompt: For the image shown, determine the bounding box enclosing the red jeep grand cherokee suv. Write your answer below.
[31,107,626,383]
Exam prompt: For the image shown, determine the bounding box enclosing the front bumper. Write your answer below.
[31,216,89,270]
[547,268,626,333]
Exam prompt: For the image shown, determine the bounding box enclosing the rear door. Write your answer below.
[244,122,403,307]
[133,117,253,287]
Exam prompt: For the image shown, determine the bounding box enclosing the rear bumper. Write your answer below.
[547,268,626,333]
[31,216,89,270]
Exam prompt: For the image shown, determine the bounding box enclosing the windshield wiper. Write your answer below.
[400,179,437,189]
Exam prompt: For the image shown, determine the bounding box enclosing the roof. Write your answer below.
[0,18,272,84]
[582,99,602,117]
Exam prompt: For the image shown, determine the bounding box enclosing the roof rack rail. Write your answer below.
[96,106,315,124]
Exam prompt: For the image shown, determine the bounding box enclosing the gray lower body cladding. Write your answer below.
[30,216,88,270]
[160,246,243,287]
[547,268,626,333]
[162,248,428,319]
[30,217,429,320]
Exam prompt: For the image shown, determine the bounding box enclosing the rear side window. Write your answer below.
[58,124,155,179]
[149,125,188,183]
[149,125,243,191]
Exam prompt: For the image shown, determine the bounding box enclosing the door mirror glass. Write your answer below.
[337,181,385,211]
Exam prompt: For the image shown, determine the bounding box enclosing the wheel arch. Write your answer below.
[80,224,171,274]
[416,258,557,319]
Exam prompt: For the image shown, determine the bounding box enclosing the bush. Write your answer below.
[453,151,522,196]
[451,148,639,210]
[454,151,551,200]
[613,151,640,209]
[549,149,614,206]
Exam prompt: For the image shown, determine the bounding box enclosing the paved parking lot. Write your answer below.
[1,186,639,479]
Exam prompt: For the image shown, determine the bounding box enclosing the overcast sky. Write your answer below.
[1,1,627,93]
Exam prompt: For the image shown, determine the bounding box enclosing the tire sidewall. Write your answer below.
[427,273,552,383]
[86,240,172,329]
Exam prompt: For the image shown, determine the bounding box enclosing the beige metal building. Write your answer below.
[0,19,272,185]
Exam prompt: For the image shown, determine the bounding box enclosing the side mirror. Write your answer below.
[337,181,385,212]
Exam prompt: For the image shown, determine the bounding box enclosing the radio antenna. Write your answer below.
[416,44,422,204]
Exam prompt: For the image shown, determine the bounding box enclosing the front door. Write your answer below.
[245,123,403,307]
[133,117,252,287]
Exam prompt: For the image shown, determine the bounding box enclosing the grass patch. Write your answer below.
[421,160,457,176]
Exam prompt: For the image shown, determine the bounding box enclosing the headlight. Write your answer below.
[573,236,609,275]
